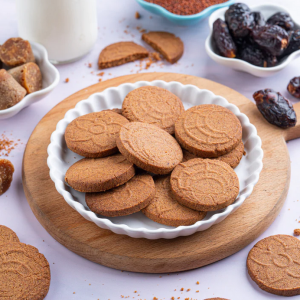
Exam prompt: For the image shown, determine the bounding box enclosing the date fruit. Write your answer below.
[287,77,300,98]
[267,12,294,32]
[250,12,265,26]
[253,89,296,129]
[239,44,277,67]
[283,29,300,56]
[213,19,237,58]
[252,25,289,56]
[225,3,254,38]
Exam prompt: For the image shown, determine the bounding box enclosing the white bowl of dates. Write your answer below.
[0,38,59,119]
[205,3,300,77]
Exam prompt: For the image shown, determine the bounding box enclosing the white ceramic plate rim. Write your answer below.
[205,4,300,73]
[0,41,60,118]
[47,80,263,239]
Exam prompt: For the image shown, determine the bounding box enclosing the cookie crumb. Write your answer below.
[88,63,92,68]
[186,289,190,292]
[180,288,184,291]
[97,72,105,76]
[65,78,69,83]
[73,292,75,294]
[135,11,141,19]
[196,290,199,293]
[98,78,102,82]
[153,297,158,300]
[140,29,147,33]
[196,281,199,285]
[294,229,300,236]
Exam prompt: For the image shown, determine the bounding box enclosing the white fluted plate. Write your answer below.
[47,80,263,239]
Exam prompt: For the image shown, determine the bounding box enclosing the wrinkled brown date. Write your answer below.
[239,43,277,67]
[250,12,265,26]
[225,3,254,38]
[287,77,300,98]
[253,89,296,129]
[267,12,294,32]
[213,18,237,58]
[252,25,289,56]
[283,30,300,56]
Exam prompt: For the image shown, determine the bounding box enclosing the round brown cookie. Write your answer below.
[65,111,129,158]
[142,176,206,227]
[0,225,19,244]
[204,298,230,300]
[122,86,184,134]
[86,174,155,217]
[170,158,239,211]
[116,122,183,175]
[183,141,245,169]
[0,242,50,300]
[175,104,242,158]
[247,235,300,296]
[65,154,135,192]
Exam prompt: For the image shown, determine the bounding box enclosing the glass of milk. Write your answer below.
[16,0,98,64]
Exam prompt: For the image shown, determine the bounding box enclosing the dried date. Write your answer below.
[239,44,277,67]
[253,89,296,129]
[225,3,254,38]
[282,29,300,56]
[287,77,300,98]
[250,12,265,26]
[213,19,237,58]
[252,25,289,56]
[267,12,294,31]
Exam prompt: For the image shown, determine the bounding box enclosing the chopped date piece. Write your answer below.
[213,19,237,58]
[0,159,14,195]
[267,12,294,32]
[283,29,300,56]
[250,12,265,26]
[225,3,254,38]
[239,44,277,67]
[253,89,296,129]
[287,77,300,98]
[252,25,289,56]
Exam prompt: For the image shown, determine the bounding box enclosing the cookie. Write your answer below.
[183,141,245,169]
[98,42,149,69]
[175,104,242,158]
[142,176,206,227]
[65,154,135,192]
[86,174,155,217]
[8,62,42,94]
[0,159,15,195]
[247,235,300,296]
[170,158,239,211]
[65,111,129,158]
[0,242,50,300]
[122,86,184,134]
[0,225,19,244]
[116,122,183,174]
[142,31,184,63]
[204,298,229,300]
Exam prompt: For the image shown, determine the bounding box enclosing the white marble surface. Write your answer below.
[1,0,300,299]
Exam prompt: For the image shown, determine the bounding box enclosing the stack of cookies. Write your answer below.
[64,86,243,227]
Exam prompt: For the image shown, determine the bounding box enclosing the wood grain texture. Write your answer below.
[22,73,300,273]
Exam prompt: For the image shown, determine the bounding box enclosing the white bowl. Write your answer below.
[47,80,263,239]
[205,4,300,77]
[0,41,60,119]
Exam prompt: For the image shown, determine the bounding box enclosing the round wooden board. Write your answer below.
[22,73,300,273]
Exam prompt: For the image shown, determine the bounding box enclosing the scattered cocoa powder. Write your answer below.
[0,134,18,157]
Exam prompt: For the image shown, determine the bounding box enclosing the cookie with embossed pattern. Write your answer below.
[175,104,242,158]
[86,174,155,217]
[116,122,183,175]
[170,158,239,211]
[65,154,135,192]
[0,242,50,300]
[142,176,206,227]
[247,235,300,296]
[0,225,19,244]
[122,86,184,134]
[183,141,245,169]
[65,111,129,158]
